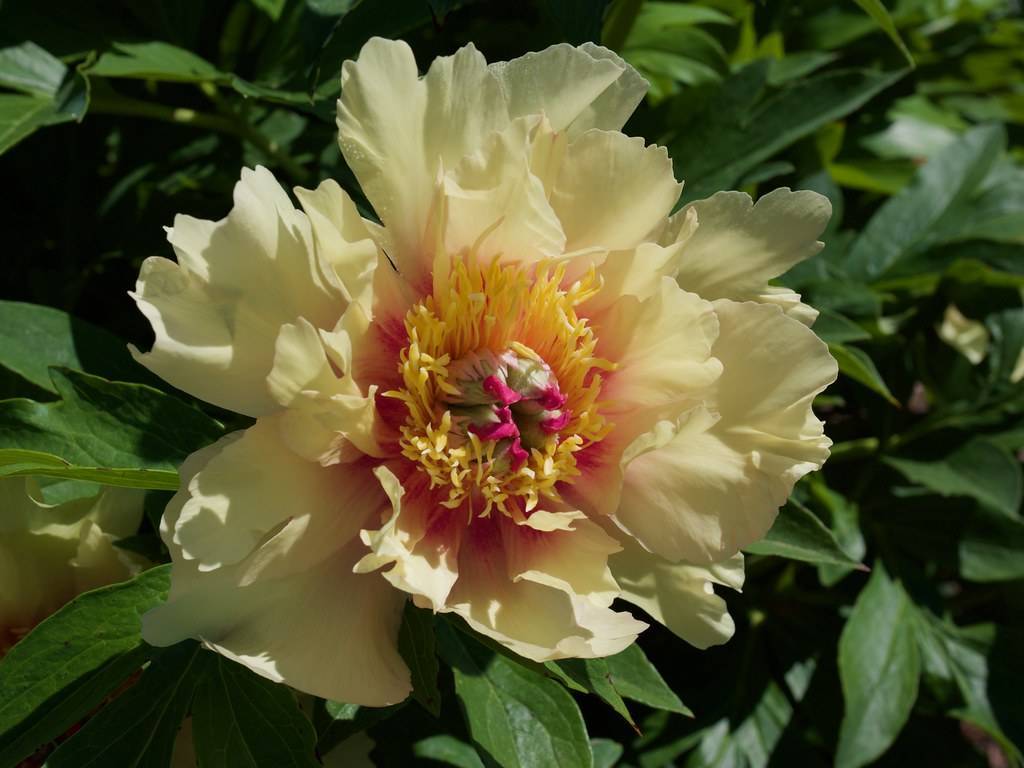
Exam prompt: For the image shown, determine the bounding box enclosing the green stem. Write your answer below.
[89,94,311,186]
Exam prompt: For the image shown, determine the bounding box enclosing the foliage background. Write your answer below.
[1,0,1023,766]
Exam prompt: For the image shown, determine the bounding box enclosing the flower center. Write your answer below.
[387,258,614,520]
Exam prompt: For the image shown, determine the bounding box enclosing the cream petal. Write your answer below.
[583,207,697,315]
[294,178,380,310]
[613,301,836,562]
[354,467,462,612]
[337,39,509,283]
[503,512,622,608]
[447,515,645,662]
[267,313,381,461]
[165,415,376,576]
[142,536,410,706]
[0,478,143,633]
[937,304,990,365]
[489,43,647,136]
[565,279,721,519]
[610,534,743,649]
[131,166,344,417]
[674,188,831,314]
[551,130,680,252]
[442,116,566,265]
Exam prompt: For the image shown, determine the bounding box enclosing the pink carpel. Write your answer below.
[482,375,522,406]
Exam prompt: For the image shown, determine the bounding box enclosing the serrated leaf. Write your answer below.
[884,439,1022,517]
[836,565,920,768]
[830,343,899,405]
[398,603,441,717]
[192,655,319,768]
[0,301,154,393]
[0,369,222,489]
[745,499,864,568]
[0,565,169,737]
[436,621,593,768]
[45,641,205,768]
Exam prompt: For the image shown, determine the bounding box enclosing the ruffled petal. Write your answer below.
[565,279,721,518]
[613,301,836,563]
[550,130,680,252]
[337,39,509,282]
[673,188,830,324]
[0,478,143,634]
[130,166,344,416]
[441,116,565,266]
[490,43,646,136]
[145,434,408,705]
[163,415,377,576]
[294,178,380,311]
[267,310,382,461]
[142,536,410,706]
[354,467,462,612]
[446,514,645,662]
[610,532,743,649]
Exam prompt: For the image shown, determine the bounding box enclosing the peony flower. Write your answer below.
[134,39,837,705]
[0,478,144,654]
[937,304,990,365]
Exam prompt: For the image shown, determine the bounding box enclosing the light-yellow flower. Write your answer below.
[0,478,144,654]
[133,39,837,705]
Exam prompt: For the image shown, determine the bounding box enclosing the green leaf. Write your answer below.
[549,658,635,727]
[959,506,1024,582]
[413,735,485,768]
[0,565,170,737]
[0,368,223,489]
[602,643,691,716]
[0,449,179,490]
[398,603,441,717]
[436,621,593,768]
[45,641,206,768]
[670,64,903,203]
[88,41,226,83]
[192,655,320,768]
[0,42,66,96]
[317,701,402,755]
[590,739,624,768]
[917,617,1023,760]
[830,343,899,405]
[0,301,154,393]
[808,308,870,344]
[884,439,1022,517]
[850,0,914,66]
[844,125,1006,280]
[836,565,920,768]
[0,41,88,155]
[0,646,152,768]
[745,499,865,568]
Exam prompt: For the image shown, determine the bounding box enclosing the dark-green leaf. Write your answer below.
[436,622,593,768]
[0,565,170,738]
[836,564,920,768]
[745,499,865,569]
[192,655,320,768]
[0,369,223,490]
[45,641,206,768]
[0,301,155,393]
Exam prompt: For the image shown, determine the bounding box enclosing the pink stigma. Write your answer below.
[482,375,522,406]
[540,410,571,433]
